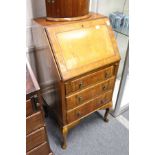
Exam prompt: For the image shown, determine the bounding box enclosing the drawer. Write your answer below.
[26,111,44,135]
[94,91,113,109]
[26,127,47,152]
[26,99,33,117]
[65,66,114,95]
[67,91,113,123]
[27,142,50,155]
[66,77,115,111]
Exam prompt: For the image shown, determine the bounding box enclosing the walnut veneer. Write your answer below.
[45,0,90,20]
[26,61,53,155]
[32,13,121,149]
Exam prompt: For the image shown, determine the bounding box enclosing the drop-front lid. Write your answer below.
[45,17,120,81]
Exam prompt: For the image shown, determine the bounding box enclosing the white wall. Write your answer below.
[26,0,46,48]
[98,0,128,16]
[26,0,52,104]
[26,0,128,48]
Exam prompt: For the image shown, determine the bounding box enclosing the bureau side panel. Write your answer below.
[31,22,66,125]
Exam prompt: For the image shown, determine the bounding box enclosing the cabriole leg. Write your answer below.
[61,126,68,149]
[103,108,110,122]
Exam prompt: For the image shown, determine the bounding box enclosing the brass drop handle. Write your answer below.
[77,96,83,103]
[76,111,81,117]
[100,99,104,104]
[105,72,109,79]
[101,95,109,104]
[79,81,84,89]
[31,96,40,112]
[97,99,104,107]
[100,99,106,104]
[102,85,107,91]
[105,95,110,103]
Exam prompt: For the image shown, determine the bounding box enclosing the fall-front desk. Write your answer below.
[32,13,121,149]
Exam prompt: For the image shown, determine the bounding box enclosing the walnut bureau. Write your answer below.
[26,61,53,155]
[32,13,121,149]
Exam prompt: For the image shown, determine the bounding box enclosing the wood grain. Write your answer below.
[65,66,114,95]
[32,13,121,149]
[66,77,115,111]
[27,142,50,155]
[26,61,52,153]
[26,111,44,135]
[67,91,113,123]
[46,14,91,22]
[26,127,46,152]
[45,0,90,18]
[46,17,120,80]
[34,13,104,27]
[26,99,33,117]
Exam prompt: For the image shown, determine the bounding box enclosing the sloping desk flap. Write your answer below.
[46,18,120,80]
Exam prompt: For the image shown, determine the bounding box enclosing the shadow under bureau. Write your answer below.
[32,13,121,149]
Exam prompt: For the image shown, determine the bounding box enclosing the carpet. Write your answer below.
[45,110,129,155]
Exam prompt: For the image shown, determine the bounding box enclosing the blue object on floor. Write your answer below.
[109,12,129,35]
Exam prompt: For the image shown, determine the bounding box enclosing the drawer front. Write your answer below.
[26,127,46,152]
[26,111,44,135]
[26,99,33,117]
[67,91,113,123]
[27,142,50,155]
[94,91,113,110]
[66,77,115,111]
[65,66,114,95]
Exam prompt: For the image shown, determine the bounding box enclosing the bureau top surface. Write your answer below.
[35,14,120,81]
[34,13,104,27]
